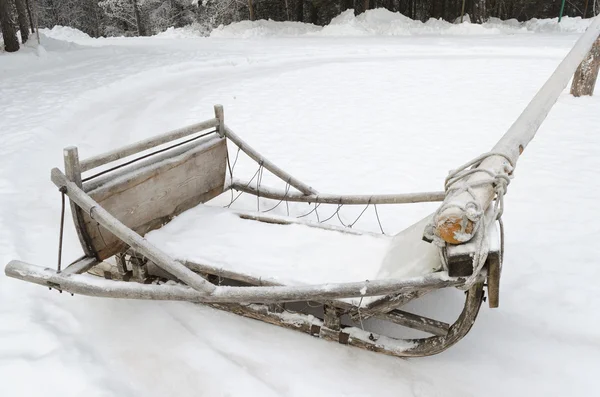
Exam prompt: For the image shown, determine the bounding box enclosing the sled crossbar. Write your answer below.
[231,179,445,205]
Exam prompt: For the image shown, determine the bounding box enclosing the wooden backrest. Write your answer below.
[80,135,227,260]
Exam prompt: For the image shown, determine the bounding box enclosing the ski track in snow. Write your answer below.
[1,30,600,397]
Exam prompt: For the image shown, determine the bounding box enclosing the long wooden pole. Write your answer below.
[434,16,600,244]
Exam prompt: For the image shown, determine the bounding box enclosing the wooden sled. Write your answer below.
[6,20,600,358]
[5,106,501,358]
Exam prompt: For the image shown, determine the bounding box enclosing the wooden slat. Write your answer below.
[360,289,431,317]
[384,309,450,336]
[79,118,219,172]
[82,137,227,259]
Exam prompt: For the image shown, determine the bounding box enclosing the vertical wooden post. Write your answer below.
[214,104,225,137]
[63,147,96,258]
[571,38,600,97]
[487,255,500,308]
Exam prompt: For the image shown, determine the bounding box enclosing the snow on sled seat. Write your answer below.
[145,206,441,287]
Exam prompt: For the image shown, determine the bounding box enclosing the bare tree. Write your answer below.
[0,0,20,51]
[15,0,29,42]
[131,0,145,35]
[25,0,34,32]
[247,0,254,20]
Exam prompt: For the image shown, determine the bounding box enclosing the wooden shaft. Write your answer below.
[79,118,219,172]
[223,126,318,195]
[50,168,216,294]
[232,180,445,205]
[6,260,465,303]
[435,16,600,244]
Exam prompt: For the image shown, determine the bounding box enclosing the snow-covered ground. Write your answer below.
[2,12,600,397]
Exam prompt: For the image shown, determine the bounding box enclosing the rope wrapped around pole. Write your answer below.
[431,17,600,246]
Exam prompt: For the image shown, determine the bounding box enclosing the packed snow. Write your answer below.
[2,12,600,397]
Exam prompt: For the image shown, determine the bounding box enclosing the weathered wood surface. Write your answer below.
[64,147,97,257]
[384,309,450,336]
[231,179,445,205]
[49,169,216,294]
[434,17,600,244]
[224,126,317,195]
[6,261,484,357]
[360,289,431,317]
[7,259,468,303]
[571,37,600,97]
[82,137,227,259]
[79,118,219,172]
[487,253,501,308]
[214,104,225,137]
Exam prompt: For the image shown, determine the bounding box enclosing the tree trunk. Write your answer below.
[131,0,145,36]
[363,0,370,12]
[296,0,304,21]
[0,0,20,52]
[24,0,33,32]
[441,0,447,20]
[14,0,29,42]
[472,0,483,23]
[248,0,255,21]
[309,1,318,24]
[571,38,600,97]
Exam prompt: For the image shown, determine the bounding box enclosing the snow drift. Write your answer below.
[209,9,593,39]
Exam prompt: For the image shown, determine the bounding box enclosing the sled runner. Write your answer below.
[6,19,600,357]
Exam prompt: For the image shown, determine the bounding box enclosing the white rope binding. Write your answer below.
[424,152,513,289]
